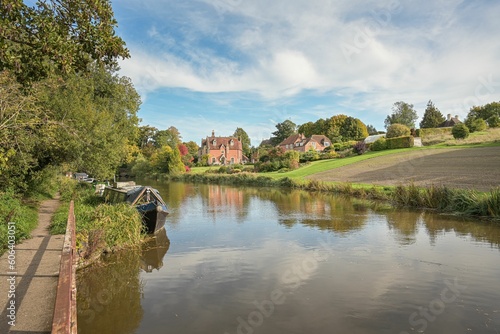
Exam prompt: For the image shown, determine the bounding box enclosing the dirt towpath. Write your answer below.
[0,196,63,334]
[308,146,500,192]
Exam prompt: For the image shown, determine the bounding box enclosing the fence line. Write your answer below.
[52,200,77,333]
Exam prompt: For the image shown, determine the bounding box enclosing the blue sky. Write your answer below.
[110,0,500,145]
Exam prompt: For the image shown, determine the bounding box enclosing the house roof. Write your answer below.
[202,136,242,151]
[278,134,305,146]
[278,134,331,147]
[439,117,461,127]
[364,134,385,144]
[310,135,331,144]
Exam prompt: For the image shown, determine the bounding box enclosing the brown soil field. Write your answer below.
[307,146,500,191]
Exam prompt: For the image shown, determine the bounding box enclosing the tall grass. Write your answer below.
[51,178,144,263]
[0,191,39,255]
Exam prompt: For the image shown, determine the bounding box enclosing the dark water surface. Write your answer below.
[77,181,500,334]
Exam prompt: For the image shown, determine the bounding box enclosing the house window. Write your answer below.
[231,157,235,164]
[324,142,330,147]
[230,139,234,146]
[212,140,217,145]
[212,157,216,164]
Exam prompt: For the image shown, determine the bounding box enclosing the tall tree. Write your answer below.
[420,100,445,128]
[366,124,378,135]
[297,121,315,137]
[1,0,129,84]
[153,126,181,149]
[340,117,369,141]
[271,120,297,145]
[233,127,251,157]
[466,101,500,122]
[384,101,419,129]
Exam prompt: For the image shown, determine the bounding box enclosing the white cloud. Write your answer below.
[117,0,500,128]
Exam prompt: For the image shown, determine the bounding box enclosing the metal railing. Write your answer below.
[52,200,77,333]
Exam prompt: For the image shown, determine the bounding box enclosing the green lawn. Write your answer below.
[264,147,425,180]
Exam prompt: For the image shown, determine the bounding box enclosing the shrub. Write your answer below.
[353,141,367,155]
[300,149,320,162]
[321,150,338,159]
[467,118,487,132]
[385,136,414,149]
[487,115,500,128]
[452,123,470,139]
[371,138,387,151]
[386,124,411,138]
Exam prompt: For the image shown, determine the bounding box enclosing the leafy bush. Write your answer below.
[300,149,320,162]
[487,115,500,128]
[320,150,338,159]
[371,138,387,151]
[467,118,487,132]
[386,124,411,138]
[452,123,470,139]
[353,141,367,155]
[385,136,414,149]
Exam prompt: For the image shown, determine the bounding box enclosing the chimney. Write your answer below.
[212,130,215,137]
[447,114,451,121]
[455,115,459,120]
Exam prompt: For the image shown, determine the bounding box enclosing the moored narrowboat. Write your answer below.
[103,182,169,234]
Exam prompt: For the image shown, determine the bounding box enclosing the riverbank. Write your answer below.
[181,144,500,219]
[50,179,145,268]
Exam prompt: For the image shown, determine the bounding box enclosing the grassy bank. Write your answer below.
[50,178,144,266]
[0,168,61,255]
[170,173,500,219]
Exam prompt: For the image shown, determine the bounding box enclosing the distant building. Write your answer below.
[278,134,331,152]
[199,131,244,165]
[439,114,461,127]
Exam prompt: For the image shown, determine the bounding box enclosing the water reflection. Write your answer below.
[77,251,143,334]
[140,229,170,273]
[78,182,500,334]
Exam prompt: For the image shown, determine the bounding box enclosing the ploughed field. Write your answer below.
[308,146,500,191]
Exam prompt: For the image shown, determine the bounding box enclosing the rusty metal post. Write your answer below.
[52,200,77,333]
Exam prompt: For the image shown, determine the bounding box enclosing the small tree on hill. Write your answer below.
[420,100,445,128]
[452,123,469,140]
[386,124,411,138]
[385,101,418,129]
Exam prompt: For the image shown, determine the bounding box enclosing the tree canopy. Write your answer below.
[420,100,445,128]
[298,115,368,142]
[1,0,129,84]
[385,101,418,129]
[271,120,297,145]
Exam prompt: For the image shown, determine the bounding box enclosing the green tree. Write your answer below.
[466,101,500,122]
[419,100,445,128]
[151,145,185,174]
[452,123,470,139]
[386,124,411,138]
[339,117,369,141]
[297,121,316,137]
[465,118,487,133]
[233,127,251,157]
[385,101,418,129]
[1,0,129,84]
[366,124,378,135]
[36,67,140,179]
[153,126,181,148]
[271,120,297,146]
[487,115,500,128]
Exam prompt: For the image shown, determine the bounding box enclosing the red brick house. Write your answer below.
[199,131,244,165]
[278,134,331,152]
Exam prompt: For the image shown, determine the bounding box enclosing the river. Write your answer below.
[77,181,500,334]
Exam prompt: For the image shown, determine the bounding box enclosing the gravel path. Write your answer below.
[307,146,500,191]
[0,195,63,333]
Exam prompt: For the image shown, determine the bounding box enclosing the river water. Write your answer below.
[77,181,500,334]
